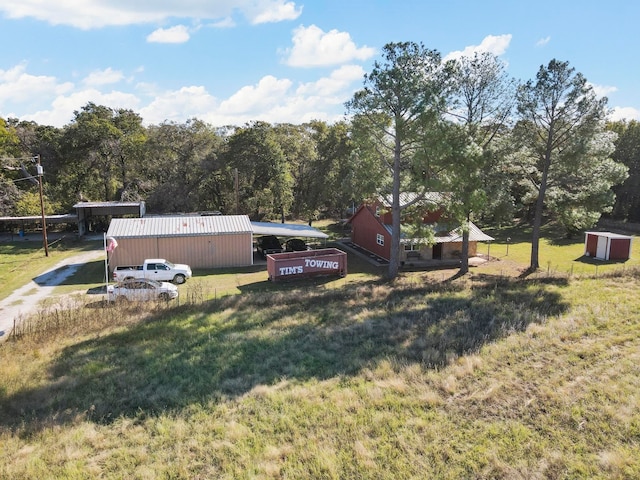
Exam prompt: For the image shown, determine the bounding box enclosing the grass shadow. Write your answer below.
[573,255,630,266]
[0,273,569,432]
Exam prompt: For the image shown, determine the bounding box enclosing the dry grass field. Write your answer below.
[1,224,639,479]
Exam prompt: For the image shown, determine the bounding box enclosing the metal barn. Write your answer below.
[584,231,633,261]
[106,215,254,269]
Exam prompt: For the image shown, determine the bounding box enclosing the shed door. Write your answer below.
[585,234,598,256]
[596,236,608,260]
[610,238,631,261]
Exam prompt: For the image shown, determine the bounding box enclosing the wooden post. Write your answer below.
[36,155,49,257]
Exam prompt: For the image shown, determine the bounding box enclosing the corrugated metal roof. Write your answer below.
[435,221,494,243]
[73,201,144,209]
[251,221,329,239]
[387,221,494,244]
[106,215,253,238]
[0,214,78,222]
[378,192,446,208]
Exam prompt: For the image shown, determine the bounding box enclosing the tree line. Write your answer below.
[0,42,638,276]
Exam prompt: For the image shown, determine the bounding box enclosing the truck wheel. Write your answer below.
[173,274,186,284]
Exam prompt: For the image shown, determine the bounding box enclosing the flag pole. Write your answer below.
[104,233,109,294]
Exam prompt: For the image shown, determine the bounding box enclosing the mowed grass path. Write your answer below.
[1,223,639,478]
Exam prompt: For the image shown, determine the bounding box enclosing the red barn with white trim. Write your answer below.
[584,232,633,261]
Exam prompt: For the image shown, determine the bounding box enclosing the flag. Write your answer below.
[106,237,118,252]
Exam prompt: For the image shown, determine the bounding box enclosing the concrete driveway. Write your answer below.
[0,249,105,341]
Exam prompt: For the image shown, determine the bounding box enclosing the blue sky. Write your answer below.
[1,0,638,128]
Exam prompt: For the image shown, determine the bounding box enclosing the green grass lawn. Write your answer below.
[1,223,640,478]
[0,235,104,301]
[483,222,640,277]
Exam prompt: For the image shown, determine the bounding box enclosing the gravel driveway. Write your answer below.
[0,249,105,341]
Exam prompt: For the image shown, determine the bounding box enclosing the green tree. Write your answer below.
[0,118,22,214]
[514,59,627,270]
[143,119,224,213]
[14,190,61,216]
[272,123,317,221]
[445,52,517,274]
[343,117,389,212]
[346,42,449,279]
[0,118,21,157]
[301,120,366,221]
[609,120,640,221]
[59,103,146,205]
[221,121,292,220]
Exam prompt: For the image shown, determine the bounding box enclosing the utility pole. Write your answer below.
[35,154,49,257]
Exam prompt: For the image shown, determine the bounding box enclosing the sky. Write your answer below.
[1,0,639,128]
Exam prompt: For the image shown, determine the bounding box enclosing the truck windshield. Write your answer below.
[164,260,175,268]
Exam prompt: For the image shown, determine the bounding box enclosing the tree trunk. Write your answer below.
[459,213,470,274]
[530,159,551,271]
[387,128,402,280]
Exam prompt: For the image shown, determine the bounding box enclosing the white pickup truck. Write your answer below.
[112,258,192,284]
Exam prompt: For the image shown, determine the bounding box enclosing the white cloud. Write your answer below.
[1,62,364,127]
[444,34,512,62]
[140,86,219,124]
[0,0,302,29]
[83,68,125,86]
[284,25,376,67]
[147,25,191,44]
[589,82,617,98]
[249,0,302,24]
[0,64,73,105]
[22,89,141,127]
[536,36,551,47]
[140,65,363,126]
[211,17,235,28]
[219,76,293,114]
[297,64,365,96]
[609,106,640,122]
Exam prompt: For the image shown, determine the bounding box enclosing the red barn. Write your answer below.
[348,193,493,263]
[584,232,633,261]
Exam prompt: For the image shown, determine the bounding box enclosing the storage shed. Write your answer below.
[584,231,633,261]
[106,215,254,269]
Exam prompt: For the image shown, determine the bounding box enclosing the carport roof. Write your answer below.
[251,221,329,239]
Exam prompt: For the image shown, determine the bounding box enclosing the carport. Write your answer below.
[251,222,329,242]
[74,201,145,236]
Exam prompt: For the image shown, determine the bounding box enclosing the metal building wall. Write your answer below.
[107,233,253,270]
[108,238,158,270]
[157,233,252,268]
